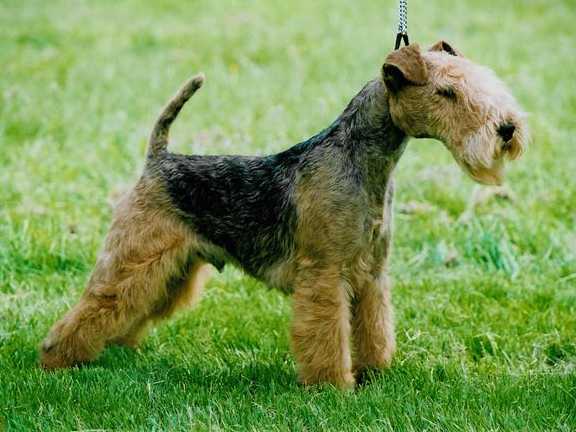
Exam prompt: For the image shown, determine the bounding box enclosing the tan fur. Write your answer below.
[40,178,212,368]
[385,44,528,185]
[292,265,354,388]
[384,44,429,85]
[350,181,396,374]
[287,167,358,388]
[284,168,396,388]
[352,272,395,372]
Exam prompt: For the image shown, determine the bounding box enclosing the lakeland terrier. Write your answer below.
[40,41,528,388]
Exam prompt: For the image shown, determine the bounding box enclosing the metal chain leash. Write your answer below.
[397,0,407,34]
[394,0,409,49]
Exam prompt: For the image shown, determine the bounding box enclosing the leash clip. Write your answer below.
[394,32,409,50]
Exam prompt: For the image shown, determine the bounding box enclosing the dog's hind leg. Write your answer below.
[150,259,212,320]
[39,183,201,369]
[112,259,212,347]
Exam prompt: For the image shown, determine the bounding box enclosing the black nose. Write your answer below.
[498,124,516,142]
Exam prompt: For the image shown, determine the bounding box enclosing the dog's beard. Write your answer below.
[451,128,507,185]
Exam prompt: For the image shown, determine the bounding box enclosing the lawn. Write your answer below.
[1,0,575,430]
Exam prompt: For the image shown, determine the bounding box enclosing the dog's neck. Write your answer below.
[338,79,408,201]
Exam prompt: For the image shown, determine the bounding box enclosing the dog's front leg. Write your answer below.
[351,271,395,376]
[291,266,354,389]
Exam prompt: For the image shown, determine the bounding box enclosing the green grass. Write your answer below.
[1,0,575,430]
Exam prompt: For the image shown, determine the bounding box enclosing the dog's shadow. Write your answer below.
[96,343,300,393]
[32,339,415,394]
[93,343,409,398]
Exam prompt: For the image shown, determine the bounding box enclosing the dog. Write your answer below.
[40,41,528,388]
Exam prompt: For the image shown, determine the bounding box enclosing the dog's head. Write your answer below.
[382,41,528,185]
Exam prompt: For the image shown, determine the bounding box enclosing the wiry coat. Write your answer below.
[40,41,527,389]
[150,78,406,290]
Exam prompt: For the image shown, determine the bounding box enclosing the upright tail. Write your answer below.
[148,73,205,158]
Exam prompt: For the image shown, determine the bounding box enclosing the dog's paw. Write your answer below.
[39,323,78,370]
[299,370,356,390]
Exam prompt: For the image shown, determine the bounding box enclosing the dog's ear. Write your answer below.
[382,44,428,93]
[428,40,462,57]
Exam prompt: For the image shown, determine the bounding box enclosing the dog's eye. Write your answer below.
[436,87,457,100]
